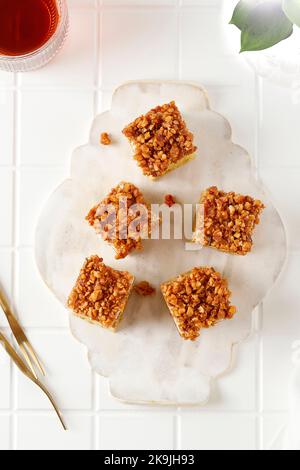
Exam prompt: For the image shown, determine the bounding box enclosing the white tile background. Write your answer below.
[0,0,299,450]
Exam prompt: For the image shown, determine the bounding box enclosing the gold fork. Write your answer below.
[0,284,45,379]
[0,330,66,430]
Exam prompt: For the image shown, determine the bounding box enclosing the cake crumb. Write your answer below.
[164,194,176,207]
[134,281,156,296]
[100,132,111,145]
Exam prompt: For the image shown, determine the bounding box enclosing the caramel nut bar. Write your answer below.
[193,186,265,255]
[122,101,197,179]
[161,267,236,341]
[68,255,134,331]
[86,181,157,260]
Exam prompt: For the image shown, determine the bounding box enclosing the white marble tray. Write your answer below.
[35,81,287,405]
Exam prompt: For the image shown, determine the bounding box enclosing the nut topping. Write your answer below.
[134,281,156,297]
[164,194,176,207]
[100,132,111,145]
[194,186,265,255]
[161,267,237,341]
[68,255,134,330]
[122,101,197,179]
[86,182,157,260]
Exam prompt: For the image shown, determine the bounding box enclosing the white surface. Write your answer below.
[0,91,14,165]
[18,167,67,245]
[98,414,174,450]
[16,249,68,327]
[180,412,257,450]
[35,80,286,405]
[0,0,299,450]
[100,9,178,88]
[0,169,13,246]
[16,331,92,410]
[0,416,10,450]
[19,90,94,166]
[16,413,93,450]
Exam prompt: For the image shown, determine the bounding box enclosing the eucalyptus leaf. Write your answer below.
[240,1,293,52]
[230,0,262,30]
[283,0,300,27]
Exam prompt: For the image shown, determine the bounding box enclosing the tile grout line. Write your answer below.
[173,0,182,451]
[2,245,300,255]
[9,71,21,450]
[258,304,264,450]
[94,1,101,116]
[258,77,265,452]
[1,408,289,415]
[254,74,264,450]
[254,73,260,450]
[0,327,70,334]
[98,3,219,11]
[0,84,247,93]
[0,164,68,170]
[94,377,100,450]
[253,73,260,450]
[8,76,16,452]
[177,0,183,82]
[91,0,102,451]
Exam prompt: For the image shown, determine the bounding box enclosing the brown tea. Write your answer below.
[0,0,59,56]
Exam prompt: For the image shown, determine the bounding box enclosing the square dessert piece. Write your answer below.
[161,267,236,341]
[193,186,265,255]
[86,181,155,260]
[122,101,197,179]
[68,255,134,331]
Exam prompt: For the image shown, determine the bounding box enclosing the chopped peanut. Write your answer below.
[164,194,176,207]
[122,101,197,179]
[86,182,157,260]
[100,132,111,145]
[68,255,134,331]
[193,186,265,255]
[161,267,236,341]
[134,281,156,296]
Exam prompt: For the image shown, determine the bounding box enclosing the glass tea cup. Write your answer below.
[0,0,69,72]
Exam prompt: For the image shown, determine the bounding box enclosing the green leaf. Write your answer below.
[230,0,262,30]
[240,1,293,52]
[283,0,300,27]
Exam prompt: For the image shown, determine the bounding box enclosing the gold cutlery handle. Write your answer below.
[0,331,66,430]
[34,380,67,431]
[0,286,45,377]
